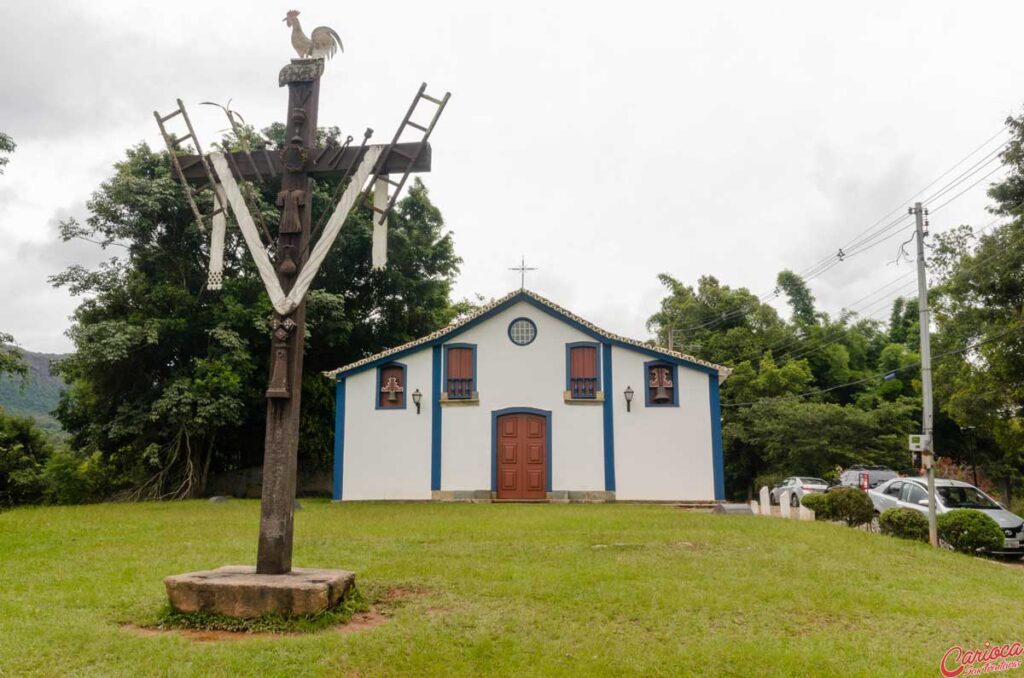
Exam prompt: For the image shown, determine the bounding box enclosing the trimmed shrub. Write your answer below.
[879,507,929,542]
[826,487,875,527]
[800,493,831,519]
[937,509,1004,555]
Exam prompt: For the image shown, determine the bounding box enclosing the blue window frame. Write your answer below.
[565,342,601,399]
[644,360,679,407]
[375,362,407,410]
[443,343,477,399]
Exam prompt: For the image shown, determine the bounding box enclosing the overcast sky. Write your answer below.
[2,1,1022,354]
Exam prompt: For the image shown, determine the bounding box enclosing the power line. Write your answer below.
[662,125,1011,338]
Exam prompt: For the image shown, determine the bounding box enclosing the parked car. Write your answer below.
[770,477,830,507]
[868,477,1024,557]
[837,465,897,489]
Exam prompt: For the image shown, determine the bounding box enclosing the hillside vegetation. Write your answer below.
[0,350,67,434]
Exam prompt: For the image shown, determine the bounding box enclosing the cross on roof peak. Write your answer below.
[509,256,538,289]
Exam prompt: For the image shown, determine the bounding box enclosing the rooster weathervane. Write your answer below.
[283,9,344,61]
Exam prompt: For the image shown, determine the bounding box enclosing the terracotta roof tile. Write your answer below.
[324,289,731,380]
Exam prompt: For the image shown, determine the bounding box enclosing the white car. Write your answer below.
[770,477,830,507]
[868,477,1024,557]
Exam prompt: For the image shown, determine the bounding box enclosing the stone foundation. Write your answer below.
[164,566,355,618]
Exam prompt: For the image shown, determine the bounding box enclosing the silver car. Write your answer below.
[868,477,1024,557]
[770,476,829,507]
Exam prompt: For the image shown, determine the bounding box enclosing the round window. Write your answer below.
[508,317,537,346]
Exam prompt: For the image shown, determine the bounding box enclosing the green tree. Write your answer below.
[927,111,1024,504]
[0,333,26,380]
[0,132,14,175]
[646,274,795,368]
[52,131,462,499]
[776,269,817,326]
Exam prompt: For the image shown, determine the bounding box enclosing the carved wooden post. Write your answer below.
[256,59,322,575]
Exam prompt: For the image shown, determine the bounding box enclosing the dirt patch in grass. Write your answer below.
[127,586,432,641]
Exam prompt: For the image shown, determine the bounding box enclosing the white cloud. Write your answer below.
[0,0,1021,354]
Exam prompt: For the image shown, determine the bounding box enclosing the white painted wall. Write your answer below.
[341,346,433,500]
[611,346,715,500]
[339,299,718,501]
[440,301,605,492]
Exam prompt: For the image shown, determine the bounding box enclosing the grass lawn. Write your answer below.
[2,501,1023,676]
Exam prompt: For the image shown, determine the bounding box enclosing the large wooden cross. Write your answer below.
[177,59,436,574]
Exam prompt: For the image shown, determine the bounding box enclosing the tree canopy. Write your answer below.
[52,128,462,499]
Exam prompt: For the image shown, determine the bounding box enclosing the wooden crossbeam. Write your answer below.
[177,141,431,183]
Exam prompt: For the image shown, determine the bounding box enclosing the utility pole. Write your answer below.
[912,201,939,548]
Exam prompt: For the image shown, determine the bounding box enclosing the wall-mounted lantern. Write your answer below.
[624,386,634,413]
[412,389,423,414]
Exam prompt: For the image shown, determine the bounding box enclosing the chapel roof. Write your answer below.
[324,288,732,381]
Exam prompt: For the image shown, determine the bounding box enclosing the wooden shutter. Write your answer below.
[569,346,598,398]
[446,347,474,399]
[378,365,404,408]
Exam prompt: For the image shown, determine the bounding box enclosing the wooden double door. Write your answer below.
[496,413,547,500]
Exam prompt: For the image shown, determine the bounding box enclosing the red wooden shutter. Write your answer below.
[446,347,474,399]
[569,346,598,398]
[378,365,404,408]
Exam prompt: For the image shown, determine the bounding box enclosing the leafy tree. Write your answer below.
[926,111,1024,504]
[646,274,795,367]
[0,132,13,175]
[0,333,26,380]
[0,409,51,507]
[776,269,817,326]
[52,130,461,499]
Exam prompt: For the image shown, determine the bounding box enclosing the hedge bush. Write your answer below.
[800,493,831,519]
[937,509,1004,555]
[879,507,929,542]
[825,487,875,527]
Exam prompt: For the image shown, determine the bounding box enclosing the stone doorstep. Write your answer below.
[164,566,355,618]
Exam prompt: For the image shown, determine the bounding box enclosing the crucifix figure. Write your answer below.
[509,255,538,289]
[162,56,449,577]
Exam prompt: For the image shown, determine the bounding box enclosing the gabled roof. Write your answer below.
[324,289,731,381]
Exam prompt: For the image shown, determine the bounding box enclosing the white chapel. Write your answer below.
[326,289,730,502]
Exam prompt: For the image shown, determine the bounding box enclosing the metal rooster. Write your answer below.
[283,10,344,60]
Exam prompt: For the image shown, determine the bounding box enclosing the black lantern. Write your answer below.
[624,386,634,412]
[412,389,422,414]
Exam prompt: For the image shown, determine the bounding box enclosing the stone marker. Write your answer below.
[164,566,355,618]
[750,499,759,515]
[799,505,815,521]
[208,496,230,503]
[780,491,791,519]
[758,486,772,516]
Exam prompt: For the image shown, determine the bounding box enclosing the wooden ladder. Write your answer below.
[153,99,227,231]
[368,83,451,224]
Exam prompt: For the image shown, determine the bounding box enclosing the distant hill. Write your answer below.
[0,350,69,435]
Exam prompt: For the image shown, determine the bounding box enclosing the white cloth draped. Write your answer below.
[207,146,382,316]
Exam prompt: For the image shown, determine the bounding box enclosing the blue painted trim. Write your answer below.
[709,374,725,500]
[332,378,346,500]
[332,291,721,380]
[643,360,679,407]
[602,343,616,492]
[564,341,602,397]
[491,407,553,493]
[431,345,442,491]
[442,342,477,398]
[374,361,408,410]
[507,316,538,346]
